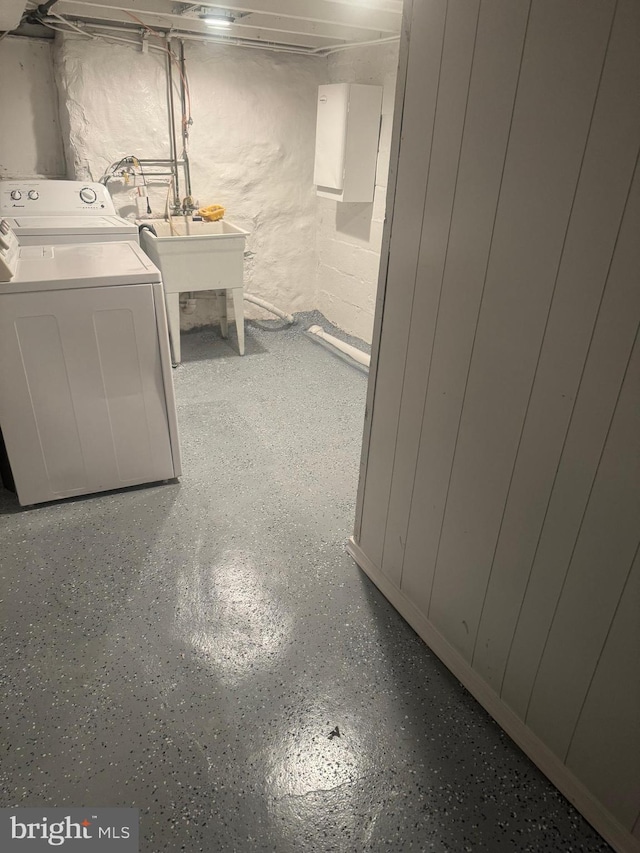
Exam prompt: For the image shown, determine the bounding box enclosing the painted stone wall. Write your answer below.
[2,33,399,338]
[315,42,399,343]
[54,33,325,326]
[0,36,66,179]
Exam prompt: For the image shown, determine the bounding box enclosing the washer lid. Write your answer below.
[0,240,161,293]
[5,215,137,235]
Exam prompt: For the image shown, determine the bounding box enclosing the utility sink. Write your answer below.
[139,216,248,361]
[139,217,248,290]
[149,218,248,239]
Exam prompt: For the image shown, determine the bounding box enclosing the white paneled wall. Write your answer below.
[350,2,640,852]
[0,36,66,179]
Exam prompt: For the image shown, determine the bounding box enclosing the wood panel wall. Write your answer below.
[350,2,640,851]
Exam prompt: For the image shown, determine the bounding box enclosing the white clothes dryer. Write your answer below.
[0,220,181,506]
[0,180,139,245]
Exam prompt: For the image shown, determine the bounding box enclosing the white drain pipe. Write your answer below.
[307,325,370,368]
[244,294,294,324]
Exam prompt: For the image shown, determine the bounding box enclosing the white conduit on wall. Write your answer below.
[313,36,401,56]
[306,324,370,368]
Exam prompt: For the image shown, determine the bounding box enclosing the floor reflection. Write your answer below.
[175,546,292,686]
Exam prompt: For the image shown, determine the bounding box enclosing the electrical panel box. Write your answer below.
[313,83,383,203]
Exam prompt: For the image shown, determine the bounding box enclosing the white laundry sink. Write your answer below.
[139,216,248,360]
[149,218,247,238]
[139,217,248,293]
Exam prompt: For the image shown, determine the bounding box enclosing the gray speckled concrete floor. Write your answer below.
[0,315,612,853]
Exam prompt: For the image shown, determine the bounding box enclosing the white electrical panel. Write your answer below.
[313,83,383,203]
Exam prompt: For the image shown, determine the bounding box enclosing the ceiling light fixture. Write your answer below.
[199,9,235,27]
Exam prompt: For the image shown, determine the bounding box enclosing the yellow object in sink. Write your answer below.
[198,204,225,222]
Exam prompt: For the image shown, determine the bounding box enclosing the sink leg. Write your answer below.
[219,291,229,339]
[231,288,245,356]
[166,292,181,364]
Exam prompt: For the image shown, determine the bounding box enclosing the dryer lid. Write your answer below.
[6,215,137,235]
[0,240,162,293]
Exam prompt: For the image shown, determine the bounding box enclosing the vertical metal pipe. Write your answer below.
[166,40,181,210]
[179,39,193,203]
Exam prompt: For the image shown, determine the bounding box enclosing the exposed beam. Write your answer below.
[0,0,27,31]
[323,0,403,13]
[55,0,389,41]
[56,0,401,34]
[180,0,402,31]
[52,4,350,48]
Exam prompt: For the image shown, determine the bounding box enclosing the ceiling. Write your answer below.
[0,0,29,30]
[20,0,403,55]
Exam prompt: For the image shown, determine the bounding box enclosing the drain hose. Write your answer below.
[244,294,294,324]
[307,325,370,368]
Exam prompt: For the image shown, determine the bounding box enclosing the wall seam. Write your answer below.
[562,537,640,767]
[522,320,640,727]
[498,145,640,700]
[396,0,482,591]
[425,0,533,621]
[470,0,619,668]
[377,0,449,569]
[354,0,413,541]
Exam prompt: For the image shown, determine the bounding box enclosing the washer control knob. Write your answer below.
[79,187,97,204]
[10,190,22,201]
[28,190,39,200]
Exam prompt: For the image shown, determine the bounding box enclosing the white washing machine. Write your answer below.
[0,220,181,506]
[0,179,139,245]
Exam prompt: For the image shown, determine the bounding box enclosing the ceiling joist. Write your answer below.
[166,0,402,32]
[53,0,393,45]
[26,0,403,54]
[52,6,358,48]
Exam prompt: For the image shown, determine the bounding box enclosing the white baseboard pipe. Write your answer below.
[307,324,370,368]
[244,294,294,324]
